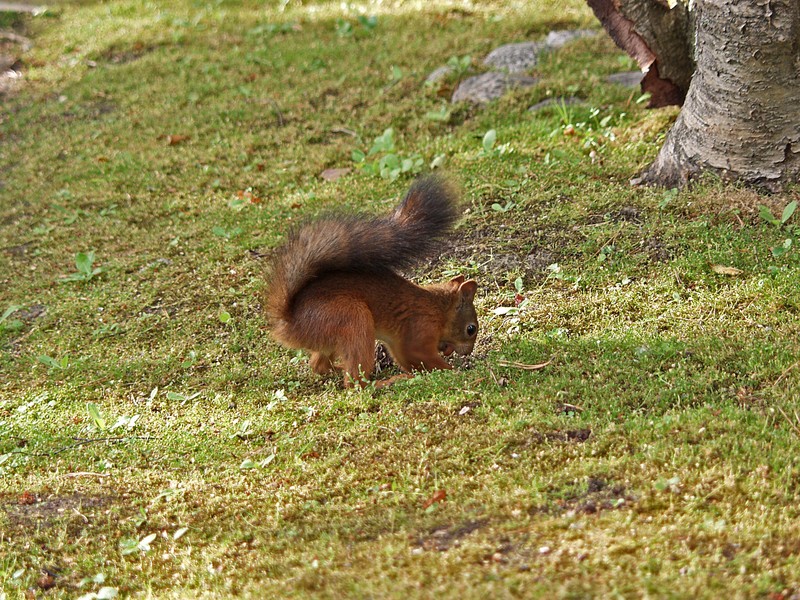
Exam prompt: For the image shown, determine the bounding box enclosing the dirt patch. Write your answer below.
[12,303,46,321]
[546,428,591,443]
[510,427,592,450]
[641,235,672,262]
[416,220,577,284]
[97,42,155,65]
[3,492,118,531]
[413,518,489,551]
[3,241,34,258]
[528,476,634,516]
[611,206,643,224]
[141,298,181,317]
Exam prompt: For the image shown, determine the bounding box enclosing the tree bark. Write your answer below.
[591,0,800,190]
[587,0,693,107]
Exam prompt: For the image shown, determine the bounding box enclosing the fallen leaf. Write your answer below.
[37,574,56,590]
[710,264,743,276]
[19,491,36,505]
[166,134,190,146]
[235,190,262,204]
[320,167,352,182]
[422,489,447,509]
[497,359,553,371]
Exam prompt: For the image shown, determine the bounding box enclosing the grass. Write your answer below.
[2,0,800,597]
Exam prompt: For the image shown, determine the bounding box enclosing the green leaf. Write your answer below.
[228,197,247,211]
[424,107,450,122]
[781,200,797,224]
[369,128,395,156]
[219,310,232,324]
[119,537,139,555]
[0,304,21,325]
[758,204,780,226]
[358,15,377,30]
[138,533,157,552]
[482,129,497,153]
[430,154,446,169]
[75,251,95,275]
[38,355,65,370]
[771,238,793,257]
[87,402,107,430]
[379,153,400,170]
[351,148,366,163]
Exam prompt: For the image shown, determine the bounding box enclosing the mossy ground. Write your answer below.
[2,1,800,598]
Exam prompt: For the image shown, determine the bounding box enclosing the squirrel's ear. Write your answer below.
[449,275,466,285]
[458,280,478,302]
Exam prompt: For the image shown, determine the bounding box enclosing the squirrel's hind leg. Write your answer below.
[292,295,376,388]
[338,306,376,388]
[309,352,337,375]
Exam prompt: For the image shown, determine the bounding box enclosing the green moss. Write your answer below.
[2,1,800,597]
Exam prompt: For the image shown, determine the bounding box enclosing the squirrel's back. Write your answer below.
[264,174,460,325]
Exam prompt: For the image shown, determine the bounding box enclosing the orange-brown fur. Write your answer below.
[264,175,479,387]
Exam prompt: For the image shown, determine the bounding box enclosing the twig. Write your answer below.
[497,359,553,371]
[330,126,357,137]
[64,472,111,478]
[773,361,799,387]
[776,405,800,437]
[18,436,155,457]
[269,99,284,127]
[593,226,624,258]
[73,508,89,523]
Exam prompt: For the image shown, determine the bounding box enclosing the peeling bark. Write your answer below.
[587,0,692,107]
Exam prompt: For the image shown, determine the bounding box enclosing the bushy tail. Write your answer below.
[264,174,460,323]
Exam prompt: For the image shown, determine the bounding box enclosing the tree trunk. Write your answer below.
[591,0,800,191]
[587,0,693,108]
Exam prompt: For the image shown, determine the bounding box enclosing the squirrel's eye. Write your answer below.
[466,324,477,337]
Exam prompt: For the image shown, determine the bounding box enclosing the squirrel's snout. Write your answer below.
[439,341,475,357]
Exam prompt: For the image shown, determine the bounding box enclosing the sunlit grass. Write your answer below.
[2,0,800,597]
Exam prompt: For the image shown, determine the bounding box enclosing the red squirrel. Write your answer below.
[264,174,478,388]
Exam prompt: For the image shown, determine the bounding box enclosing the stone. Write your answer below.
[452,72,537,104]
[425,64,454,85]
[607,71,643,88]
[545,29,597,49]
[483,41,547,73]
[528,96,583,112]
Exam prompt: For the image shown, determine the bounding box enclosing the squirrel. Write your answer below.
[264,174,479,388]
